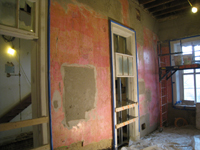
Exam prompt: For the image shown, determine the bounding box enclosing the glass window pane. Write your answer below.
[195,57,200,61]
[182,46,192,55]
[114,34,118,52]
[196,74,200,102]
[196,74,200,88]
[123,56,128,76]
[196,69,200,73]
[183,69,194,73]
[118,36,126,54]
[197,89,200,102]
[128,57,133,76]
[195,45,200,51]
[0,0,17,27]
[19,1,35,32]
[184,75,195,100]
[116,54,123,76]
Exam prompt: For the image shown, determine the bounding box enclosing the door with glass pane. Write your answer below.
[110,20,139,149]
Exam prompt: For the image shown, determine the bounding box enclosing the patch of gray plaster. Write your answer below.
[139,79,145,95]
[145,88,152,102]
[76,0,122,21]
[52,90,62,112]
[61,64,97,129]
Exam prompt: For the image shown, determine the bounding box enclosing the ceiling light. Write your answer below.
[7,47,15,55]
[192,7,198,13]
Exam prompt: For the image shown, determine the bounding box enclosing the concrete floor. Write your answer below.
[122,125,200,150]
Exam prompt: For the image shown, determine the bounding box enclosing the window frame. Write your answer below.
[170,36,200,107]
[110,20,139,148]
[0,0,50,149]
[0,0,38,40]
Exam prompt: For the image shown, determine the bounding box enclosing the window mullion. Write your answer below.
[181,70,184,100]
[194,69,197,104]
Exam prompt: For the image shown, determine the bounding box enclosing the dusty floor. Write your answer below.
[121,125,200,150]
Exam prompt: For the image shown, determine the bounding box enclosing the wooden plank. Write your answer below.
[115,103,138,112]
[0,25,38,39]
[39,0,48,145]
[0,94,31,123]
[0,117,48,132]
[115,117,138,129]
[144,0,174,9]
[139,0,155,5]
[30,144,50,150]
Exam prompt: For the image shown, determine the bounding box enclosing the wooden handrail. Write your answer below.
[0,116,48,132]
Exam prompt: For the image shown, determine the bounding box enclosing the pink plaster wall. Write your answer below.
[50,2,112,149]
[50,0,160,149]
[138,28,160,126]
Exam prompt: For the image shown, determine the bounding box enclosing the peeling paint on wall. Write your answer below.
[50,1,112,148]
[52,90,62,112]
[119,0,129,25]
[50,0,160,148]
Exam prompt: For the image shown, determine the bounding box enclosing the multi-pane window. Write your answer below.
[182,45,200,103]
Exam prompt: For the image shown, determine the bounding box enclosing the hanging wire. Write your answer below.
[19,39,22,124]
[187,0,193,7]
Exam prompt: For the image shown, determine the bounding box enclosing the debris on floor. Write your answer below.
[121,125,200,150]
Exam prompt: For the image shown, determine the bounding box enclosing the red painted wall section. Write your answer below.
[50,1,112,149]
[138,27,160,126]
[119,0,129,26]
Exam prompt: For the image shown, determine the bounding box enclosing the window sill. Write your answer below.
[174,104,196,110]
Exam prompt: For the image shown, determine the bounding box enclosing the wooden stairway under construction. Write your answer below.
[0,94,31,123]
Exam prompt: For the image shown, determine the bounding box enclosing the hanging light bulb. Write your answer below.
[187,0,198,13]
[192,7,198,13]
[7,47,15,55]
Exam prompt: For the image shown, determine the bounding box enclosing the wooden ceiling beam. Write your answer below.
[149,1,188,13]
[157,9,190,21]
[153,5,190,17]
[144,0,175,9]
[138,0,155,5]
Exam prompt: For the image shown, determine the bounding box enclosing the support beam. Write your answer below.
[139,0,155,5]
[144,0,174,9]
[0,117,48,132]
[0,94,31,123]
[149,1,188,13]
[153,5,190,17]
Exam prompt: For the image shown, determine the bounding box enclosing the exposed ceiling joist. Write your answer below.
[139,0,200,20]
[144,0,175,9]
[149,1,188,13]
[153,5,190,17]
[157,9,190,20]
[138,0,155,5]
